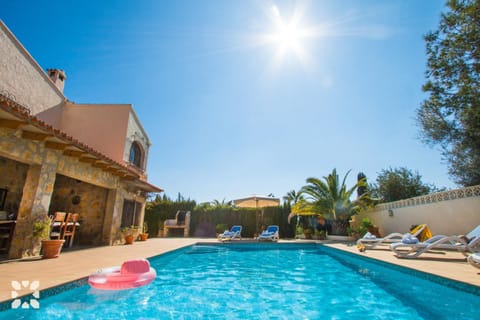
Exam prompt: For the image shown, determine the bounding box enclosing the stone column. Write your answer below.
[136,199,146,232]
[105,184,135,246]
[9,150,59,258]
[102,188,121,246]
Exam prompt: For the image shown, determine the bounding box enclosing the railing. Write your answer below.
[373,185,480,211]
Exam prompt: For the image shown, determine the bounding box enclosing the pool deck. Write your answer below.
[1,238,479,303]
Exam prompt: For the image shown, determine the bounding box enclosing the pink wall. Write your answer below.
[57,103,131,163]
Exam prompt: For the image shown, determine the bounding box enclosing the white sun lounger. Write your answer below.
[257,225,279,242]
[218,225,242,241]
[390,225,480,259]
[357,224,429,250]
[467,253,480,269]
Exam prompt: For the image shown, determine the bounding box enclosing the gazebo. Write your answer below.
[232,195,280,234]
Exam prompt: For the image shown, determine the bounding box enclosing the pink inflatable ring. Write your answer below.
[88,259,156,290]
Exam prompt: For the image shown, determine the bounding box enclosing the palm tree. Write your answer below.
[283,190,304,206]
[211,199,233,209]
[283,190,306,236]
[300,168,368,235]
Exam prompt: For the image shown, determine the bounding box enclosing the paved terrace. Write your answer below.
[1,238,479,303]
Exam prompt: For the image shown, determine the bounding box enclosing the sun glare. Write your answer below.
[262,4,313,67]
[276,22,301,50]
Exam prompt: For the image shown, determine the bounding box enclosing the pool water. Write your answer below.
[1,243,478,319]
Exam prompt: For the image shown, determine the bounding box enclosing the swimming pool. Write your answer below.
[1,243,478,319]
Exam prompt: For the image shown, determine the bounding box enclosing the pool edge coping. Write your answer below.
[1,240,478,312]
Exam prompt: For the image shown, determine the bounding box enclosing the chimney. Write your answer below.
[47,69,67,93]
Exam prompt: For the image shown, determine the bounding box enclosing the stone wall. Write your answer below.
[109,186,147,246]
[56,155,119,189]
[0,128,44,164]
[0,125,138,257]
[50,174,109,246]
[0,156,28,214]
[0,22,64,114]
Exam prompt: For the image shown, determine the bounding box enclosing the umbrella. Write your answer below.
[287,201,317,224]
[233,195,280,234]
[233,195,280,208]
[288,200,317,218]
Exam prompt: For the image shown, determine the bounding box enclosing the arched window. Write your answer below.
[129,141,143,168]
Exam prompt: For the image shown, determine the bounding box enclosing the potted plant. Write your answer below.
[295,225,304,239]
[347,226,362,241]
[32,215,50,243]
[138,222,148,241]
[121,225,139,245]
[303,227,313,239]
[33,214,65,259]
[361,218,380,237]
[314,230,327,240]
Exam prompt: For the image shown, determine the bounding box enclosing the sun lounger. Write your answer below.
[357,224,430,250]
[390,225,480,259]
[257,225,279,242]
[218,225,242,241]
[467,253,480,269]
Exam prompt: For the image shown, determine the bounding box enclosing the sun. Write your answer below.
[262,4,313,66]
[275,21,301,52]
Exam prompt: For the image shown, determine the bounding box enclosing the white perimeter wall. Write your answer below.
[356,185,480,236]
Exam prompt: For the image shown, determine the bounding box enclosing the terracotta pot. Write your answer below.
[41,240,65,259]
[124,235,134,245]
[138,233,148,241]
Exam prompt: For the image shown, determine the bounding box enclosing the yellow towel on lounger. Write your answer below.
[419,226,432,242]
[409,224,432,242]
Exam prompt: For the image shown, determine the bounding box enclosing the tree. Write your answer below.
[417,0,480,186]
[370,167,440,202]
[282,190,304,206]
[210,199,233,209]
[300,169,368,235]
[357,172,368,198]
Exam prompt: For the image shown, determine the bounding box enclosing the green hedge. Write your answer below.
[143,197,196,237]
[144,202,295,238]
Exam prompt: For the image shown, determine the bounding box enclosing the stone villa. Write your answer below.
[0,20,162,259]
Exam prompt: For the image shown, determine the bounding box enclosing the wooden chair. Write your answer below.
[50,212,66,239]
[164,211,191,237]
[62,213,79,247]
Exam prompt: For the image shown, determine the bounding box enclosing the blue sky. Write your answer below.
[2,1,454,203]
